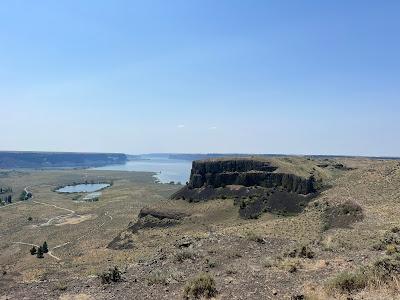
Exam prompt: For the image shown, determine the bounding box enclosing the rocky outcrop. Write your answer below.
[138,208,188,221]
[172,158,318,219]
[185,158,315,194]
[108,208,189,250]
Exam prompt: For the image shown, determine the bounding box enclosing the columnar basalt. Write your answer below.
[172,158,318,219]
[187,159,315,194]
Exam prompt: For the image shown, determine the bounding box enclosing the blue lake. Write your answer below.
[56,183,111,193]
[92,157,192,184]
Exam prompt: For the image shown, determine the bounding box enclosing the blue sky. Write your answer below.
[0,0,399,156]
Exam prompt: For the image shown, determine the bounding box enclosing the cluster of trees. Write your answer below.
[0,188,32,205]
[0,195,12,205]
[0,187,12,194]
[0,186,13,205]
[19,190,32,201]
[30,242,48,259]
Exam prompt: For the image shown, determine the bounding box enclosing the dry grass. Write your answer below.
[326,254,400,297]
[2,158,400,299]
[0,169,180,281]
[146,270,170,285]
[183,273,217,299]
[175,249,196,262]
[277,257,302,273]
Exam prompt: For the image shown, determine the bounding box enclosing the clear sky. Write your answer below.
[0,1,399,156]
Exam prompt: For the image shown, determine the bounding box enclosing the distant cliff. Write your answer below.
[0,151,127,169]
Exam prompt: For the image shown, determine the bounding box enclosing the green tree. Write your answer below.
[42,241,48,253]
[30,246,37,255]
[36,246,44,258]
[20,191,27,200]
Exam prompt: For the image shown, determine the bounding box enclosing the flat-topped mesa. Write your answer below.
[187,158,315,195]
[172,157,320,219]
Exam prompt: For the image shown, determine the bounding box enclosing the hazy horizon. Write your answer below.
[1,1,399,157]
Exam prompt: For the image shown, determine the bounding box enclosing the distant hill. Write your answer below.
[168,153,400,161]
[0,151,127,169]
[168,153,256,161]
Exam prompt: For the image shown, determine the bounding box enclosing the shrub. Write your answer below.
[386,244,398,255]
[205,258,217,268]
[226,268,237,275]
[322,201,363,230]
[99,266,123,284]
[278,258,301,273]
[263,256,276,268]
[327,254,400,294]
[30,246,37,255]
[183,273,217,299]
[327,270,368,293]
[391,226,400,233]
[147,270,169,285]
[175,249,195,263]
[286,245,315,259]
[374,228,400,251]
[246,231,265,244]
[373,254,400,279]
[54,281,68,291]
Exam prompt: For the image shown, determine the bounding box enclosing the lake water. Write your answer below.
[92,156,192,184]
[56,183,111,193]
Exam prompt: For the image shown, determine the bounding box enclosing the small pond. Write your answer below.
[56,183,111,193]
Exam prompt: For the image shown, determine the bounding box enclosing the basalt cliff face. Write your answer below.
[188,159,314,194]
[172,158,318,219]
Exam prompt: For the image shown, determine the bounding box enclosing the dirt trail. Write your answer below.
[32,200,76,227]
[12,242,39,247]
[10,186,114,261]
[32,200,75,214]
[12,241,62,260]
[0,201,22,209]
